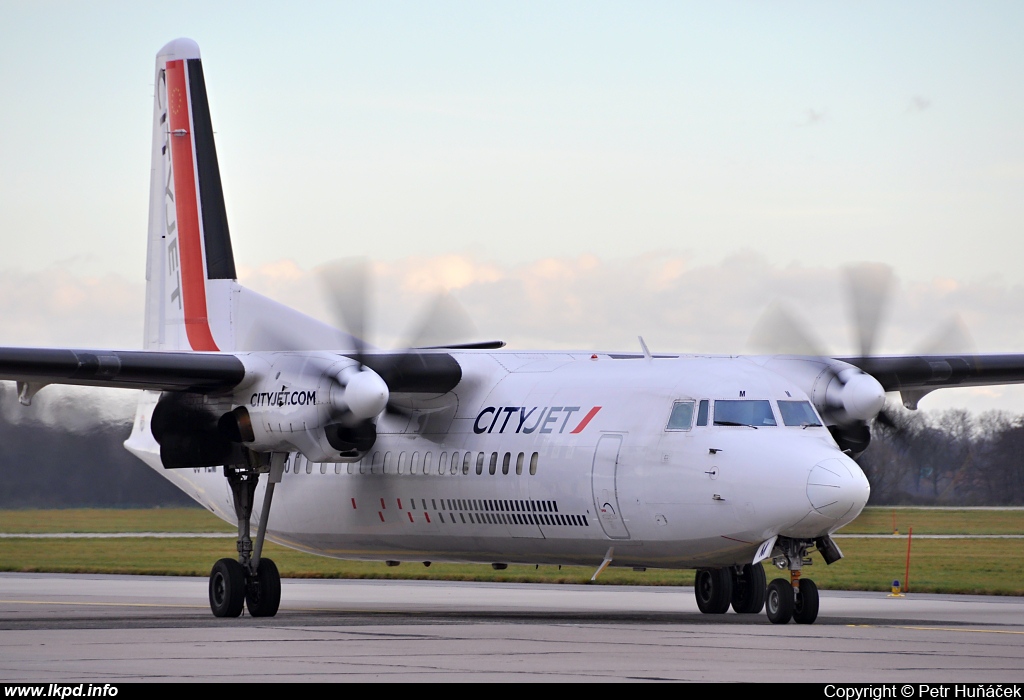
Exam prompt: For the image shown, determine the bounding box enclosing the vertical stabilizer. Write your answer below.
[144,38,237,352]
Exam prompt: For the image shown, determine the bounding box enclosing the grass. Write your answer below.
[837,507,1024,536]
[1,507,1022,594]
[1,506,1020,535]
[0,508,230,534]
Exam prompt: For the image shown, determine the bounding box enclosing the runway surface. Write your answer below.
[2,572,1024,682]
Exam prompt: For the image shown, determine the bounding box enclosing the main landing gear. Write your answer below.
[693,563,766,615]
[209,453,285,618]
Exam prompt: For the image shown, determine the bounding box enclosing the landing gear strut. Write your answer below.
[209,452,285,618]
[766,537,822,625]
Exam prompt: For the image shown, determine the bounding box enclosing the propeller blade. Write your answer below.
[318,258,372,363]
[399,291,477,351]
[748,301,827,356]
[915,314,976,356]
[844,263,894,357]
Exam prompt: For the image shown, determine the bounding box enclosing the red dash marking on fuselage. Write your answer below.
[424,512,431,523]
[378,511,385,522]
[407,512,414,523]
[380,498,386,509]
[397,498,402,510]
[570,406,602,434]
[165,59,217,352]
[351,498,357,509]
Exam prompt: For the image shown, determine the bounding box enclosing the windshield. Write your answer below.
[778,400,822,427]
[713,400,777,427]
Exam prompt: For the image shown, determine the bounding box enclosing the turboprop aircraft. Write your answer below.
[4,38,1024,624]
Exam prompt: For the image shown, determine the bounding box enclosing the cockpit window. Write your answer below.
[778,400,822,427]
[696,399,709,426]
[666,401,695,431]
[713,400,777,427]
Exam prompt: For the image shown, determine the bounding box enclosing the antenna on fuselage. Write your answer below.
[638,336,652,360]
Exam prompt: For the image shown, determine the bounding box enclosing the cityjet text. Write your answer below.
[473,406,601,435]
[250,390,316,408]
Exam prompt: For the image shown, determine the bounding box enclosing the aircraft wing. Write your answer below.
[0,347,464,396]
[842,353,1024,403]
[0,347,246,393]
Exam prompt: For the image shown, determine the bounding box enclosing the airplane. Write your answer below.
[3,37,1024,624]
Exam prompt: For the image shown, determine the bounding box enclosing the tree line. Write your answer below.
[860,407,1024,505]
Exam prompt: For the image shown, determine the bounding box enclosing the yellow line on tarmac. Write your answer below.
[848,624,1024,635]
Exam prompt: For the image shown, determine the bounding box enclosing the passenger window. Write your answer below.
[516,452,524,475]
[489,452,498,475]
[463,452,472,475]
[397,451,407,474]
[320,462,327,475]
[530,452,539,475]
[411,451,420,475]
[502,452,511,475]
[697,399,709,426]
[451,451,459,475]
[384,451,394,474]
[476,452,485,475]
[666,401,696,431]
[305,457,312,475]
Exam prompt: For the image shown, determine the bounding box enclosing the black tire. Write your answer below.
[765,578,794,625]
[209,558,245,618]
[730,563,767,614]
[246,558,282,618]
[694,568,732,614]
[793,578,819,625]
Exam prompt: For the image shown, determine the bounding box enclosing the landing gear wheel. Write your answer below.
[245,558,281,618]
[793,578,819,625]
[694,568,733,614]
[731,564,767,614]
[209,558,246,618]
[765,578,794,625]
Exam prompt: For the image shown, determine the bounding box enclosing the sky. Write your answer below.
[2,1,1024,415]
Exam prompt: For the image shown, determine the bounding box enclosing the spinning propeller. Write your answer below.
[750,263,973,454]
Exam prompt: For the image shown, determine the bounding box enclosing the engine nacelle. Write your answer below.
[761,355,885,427]
[225,352,389,462]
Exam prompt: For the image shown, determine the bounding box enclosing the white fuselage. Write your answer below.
[126,352,870,571]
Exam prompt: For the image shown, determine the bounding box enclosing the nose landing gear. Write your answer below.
[766,536,826,624]
[209,453,285,618]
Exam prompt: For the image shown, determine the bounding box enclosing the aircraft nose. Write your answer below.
[806,456,870,522]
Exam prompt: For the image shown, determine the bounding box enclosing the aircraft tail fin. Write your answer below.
[144,38,237,352]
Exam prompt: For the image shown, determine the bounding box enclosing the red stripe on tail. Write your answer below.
[166,59,218,351]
